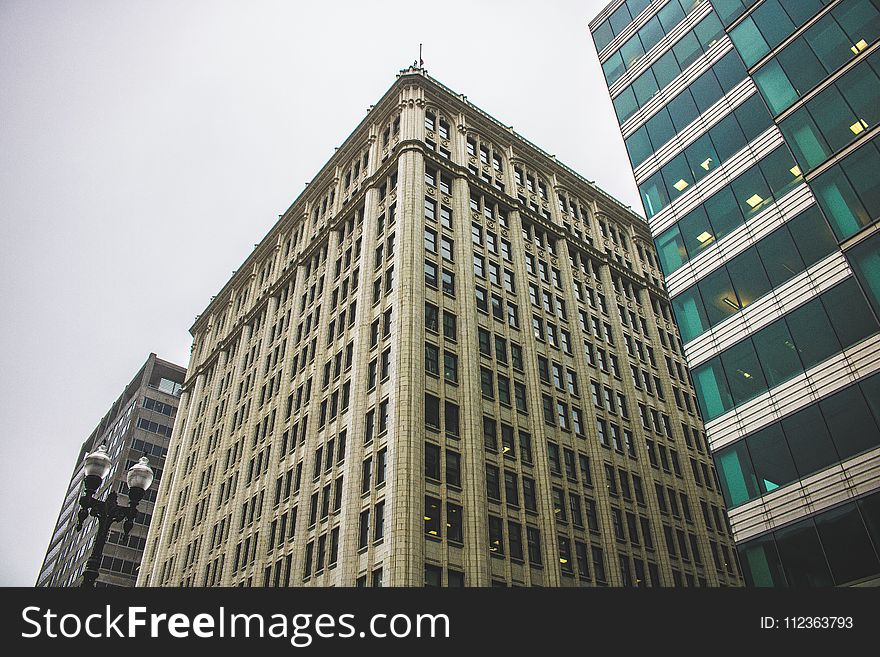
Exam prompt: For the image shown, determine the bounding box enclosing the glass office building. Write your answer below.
[590,0,880,586]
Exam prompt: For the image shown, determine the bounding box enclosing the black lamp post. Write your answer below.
[76,444,155,588]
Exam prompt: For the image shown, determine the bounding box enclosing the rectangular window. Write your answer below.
[486,464,501,501]
[527,527,542,565]
[446,450,461,487]
[509,521,524,560]
[444,351,458,383]
[447,503,463,543]
[443,311,457,341]
[425,443,441,480]
[425,302,438,332]
[425,496,441,537]
[489,516,505,555]
[425,343,439,376]
[358,510,370,549]
[425,393,440,429]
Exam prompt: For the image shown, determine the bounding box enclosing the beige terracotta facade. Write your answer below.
[138,68,742,587]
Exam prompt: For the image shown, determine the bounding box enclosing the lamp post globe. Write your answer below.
[82,445,112,495]
[125,456,154,505]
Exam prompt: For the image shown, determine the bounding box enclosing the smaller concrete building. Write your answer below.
[36,353,185,587]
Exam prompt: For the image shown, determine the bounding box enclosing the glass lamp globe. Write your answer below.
[83,444,112,480]
[126,456,154,492]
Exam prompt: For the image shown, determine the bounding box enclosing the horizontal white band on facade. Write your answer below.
[609,0,714,98]
[620,37,733,139]
[633,79,757,184]
[647,125,784,236]
[664,184,815,297]
[684,251,853,368]
[597,0,671,64]
[706,333,880,451]
[728,445,880,544]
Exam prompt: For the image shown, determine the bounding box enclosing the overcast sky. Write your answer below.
[0,0,639,586]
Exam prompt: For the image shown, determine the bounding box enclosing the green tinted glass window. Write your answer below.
[820,385,880,460]
[836,60,880,132]
[714,49,748,88]
[632,66,660,105]
[673,32,702,71]
[814,503,880,586]
[747,423,799,495]
[751,320,803,388]
[672,287,709,343]
[710,112,747,162]
[705,186,742,237]
[663,153,695,203]
[773,518,834,587]
[602,51,625,86]
[848,232,880,317]
[700,267,739,326]
[776,37,826,95]
[639,15,664,53]
[780,0,825,25]
[619,35,646,71]
[645,109,675,152]
[689,66,723,112]
[655,226,687,275]
[613,86,638,124]
[679,205,715,258]
[730,17,768,67]
[716,441,759,507]
[694,11,724,48]
[753,0,795,51]
[693,357,734,420]
[820,278,878,349]
[628,0,651,17]
[721,339,767,405]
[640,171,669,218]
[754,59,797,114]
[779,107,830,170]
[858,490,880,551]
[805,14,854,74]
[727,248,771,309]
[653,50,681,88]
[685,134,720,182]
[758,146,803,198]
[781,405,839,479]
[731,163,771,217]
[840,139,880,221]
[809,85,860,156]
[788,206,837,267]
[834,0,880,40]
[739,536,786,586]
[785,297,839,369]
[756,221,805,287]
[608,4,632,34]
[625,126,652,167]
[657,0,685,31]
[735,93,773,142]
[668,91,700,131]
[593,21,614,52]
[813,163,870,239]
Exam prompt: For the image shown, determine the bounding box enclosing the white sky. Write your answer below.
[0,0,639,586]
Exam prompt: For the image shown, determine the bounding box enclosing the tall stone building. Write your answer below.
[138,67,740,587]
[37,353,185,587]
[590,0,880,586]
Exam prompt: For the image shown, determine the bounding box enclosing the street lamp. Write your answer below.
[76,444,155,588]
